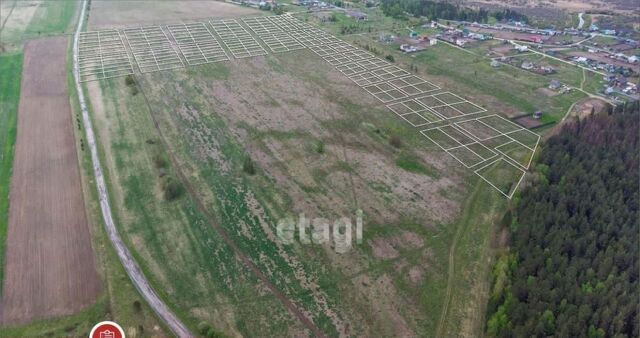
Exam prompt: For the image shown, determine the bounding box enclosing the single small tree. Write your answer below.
[162,177,183,201]
[389,135,402,148]
[385,54,395,62]
[125,74,135,86]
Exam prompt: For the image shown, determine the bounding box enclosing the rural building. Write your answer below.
[346,10,368,21]
[521,61,534,70]
[490,60,500,67]
[400,44,417,53]
[628,55,638,63]
[378,32,395,43]
[533,111,543,119]
[455,38,468,47]
[549,79,561,90]
[515,45,528,52]
[417,36,436,45]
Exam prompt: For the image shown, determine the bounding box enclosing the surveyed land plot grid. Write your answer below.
[166,23,229,65]
[242,17,304,53]
[209,19,268,58]
[123,26,184,73]
[388,91,486,127]
[77,30,134,82]
[420,114,540,198]
[75,14,534,198]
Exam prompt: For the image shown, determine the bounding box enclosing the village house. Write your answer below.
[346,10,368,21]
[521,61,534,70]
[400,44,417,53]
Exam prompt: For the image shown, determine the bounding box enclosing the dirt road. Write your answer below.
[0,36,101,325]
[71,0,192,336]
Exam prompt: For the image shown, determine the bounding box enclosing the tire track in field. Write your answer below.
[0,0,17,32]
[135,76,326,338]
[435,181,483,337]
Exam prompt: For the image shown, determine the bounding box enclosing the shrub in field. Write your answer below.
[385,54,395,62]
[315,140,325,154]
[162,176,183,201]
[197,322,211,335]
[389,135,402,148]
[124,74,135,86]
[152,153,168,169]
[243,156,256,175]
[206,327,224,338]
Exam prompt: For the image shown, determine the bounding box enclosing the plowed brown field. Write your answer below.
[0,36,100,325]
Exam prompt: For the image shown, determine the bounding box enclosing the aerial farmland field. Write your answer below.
[1,0,636,337]
[75,2,515,334]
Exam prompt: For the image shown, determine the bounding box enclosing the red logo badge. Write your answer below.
[89,321,125,338]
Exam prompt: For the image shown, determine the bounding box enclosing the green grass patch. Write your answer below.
[0,52,22,293]
[395,152,438,177]
[1,0,78,52]
[24,0,77,35]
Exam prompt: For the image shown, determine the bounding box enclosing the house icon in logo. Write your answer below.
[100,330,115,338]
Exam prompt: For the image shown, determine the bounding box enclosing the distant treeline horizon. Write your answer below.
[379,0,529,23]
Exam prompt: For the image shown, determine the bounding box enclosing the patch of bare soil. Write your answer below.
[88,0,261,29]
[571,97,612,120]
[370,231,425,260]
[514,115,543,129]
[353,273,417,337]
[0,37,101,325]
[536,87,558,97]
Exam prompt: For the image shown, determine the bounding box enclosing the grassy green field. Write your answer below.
[76,40,514,336]
[24,0,77,35]
[506,53,605,93]
[74,10,580,336]
[0,0,77,52]
[411,44,586,121]
[339,32,587,122]
[84,73,310,336]
[1,4,598,336]
[0,53,22,293]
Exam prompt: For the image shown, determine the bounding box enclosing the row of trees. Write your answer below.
[379,0,527,23]
[486,101,639,337]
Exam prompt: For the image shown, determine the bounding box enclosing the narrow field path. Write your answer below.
[435,181,483,337]
[577,13,585,30]
[71,0,192,336]
[135,77,326,338]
